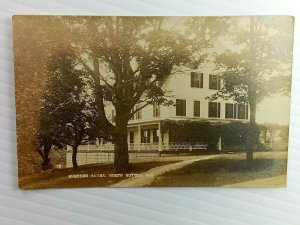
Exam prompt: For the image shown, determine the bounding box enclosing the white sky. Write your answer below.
[256,95,291,125]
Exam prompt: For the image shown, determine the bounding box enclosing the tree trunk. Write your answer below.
[72,146,78,169]
[114,118,129,173]
[41,144,52,171]
[247,100,257,161]
[246,17,257,162]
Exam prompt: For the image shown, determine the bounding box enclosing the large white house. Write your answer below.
[111,64,250,152]
[66,65,251,167]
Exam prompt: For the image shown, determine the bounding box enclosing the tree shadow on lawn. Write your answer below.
[19,160,180,189]
[149,157,287,187]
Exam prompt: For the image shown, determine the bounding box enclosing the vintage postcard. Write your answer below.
[13,16,294,189]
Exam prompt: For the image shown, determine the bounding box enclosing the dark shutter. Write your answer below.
[194,101,200,117]
[209,102,218,117]
[183,100,186,116]
[225,103,234,118]
[234,104,237,119]
[200,73,203,88]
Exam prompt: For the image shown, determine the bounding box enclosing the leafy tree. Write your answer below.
[60,16,221,172]
[209,16,294,160]
[36,111,62,171]
[38,47,101,169]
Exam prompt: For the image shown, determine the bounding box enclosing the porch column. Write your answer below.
[150,129,153,143]
[158,122,162,151]
[218,136,222,151]
[137,125,141,151]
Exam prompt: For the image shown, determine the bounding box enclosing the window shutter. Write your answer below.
[234,104,237,119]
[200,73,203,88]
[194,101,200,117]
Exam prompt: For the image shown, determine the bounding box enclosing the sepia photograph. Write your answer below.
[12,15,294,189]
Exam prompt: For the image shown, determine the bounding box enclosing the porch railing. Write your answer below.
[67,142,208,152]
[162,142,208,151]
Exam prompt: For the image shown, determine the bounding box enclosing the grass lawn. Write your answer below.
[19,151,287,189]
[19,160,179,189]
[148,151,287,187]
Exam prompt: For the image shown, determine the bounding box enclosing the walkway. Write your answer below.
[111,155,219,187]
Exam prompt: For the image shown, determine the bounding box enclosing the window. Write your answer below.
[237,104,248,119]
[176,99,186,116]
[194,101,200,117]
[209,75,221,90]
[153,128,159,143]
[225,103,248,119]
[111,109,115,123]
[129,131,134,144]
[129,108,134,120]
[153,102,160,117]
[141,129,150,143]
[135,104,142,120]
[191,72,203,88]
[208,102,221,118]
[225,103,234,119]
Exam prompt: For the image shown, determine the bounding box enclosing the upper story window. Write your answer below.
[176,99,186,116]
[135,104,142,120]
[191,72,203,88]
[209,75,221,90]
[225,103,248,119]
[153,102,160,117]
[208,102,221,118]
[194,100,201,117]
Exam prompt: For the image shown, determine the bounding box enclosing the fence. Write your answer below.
[66,142,208,167]
[67,142,208,152]
[66,151,160,168]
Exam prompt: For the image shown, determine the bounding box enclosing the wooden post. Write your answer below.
[137,125,141,151]
[158,122,162,152]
